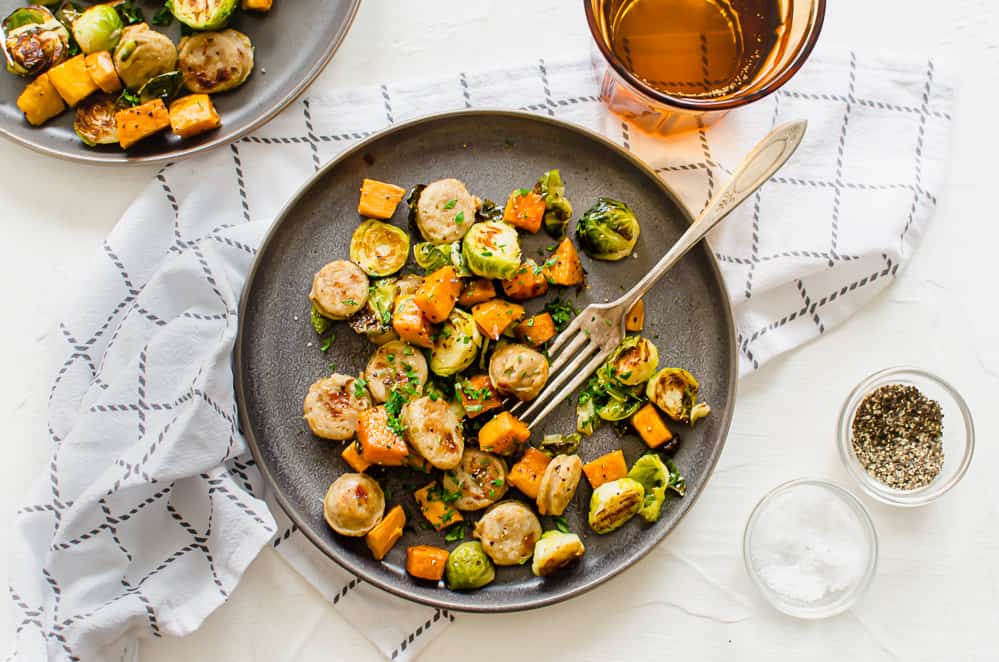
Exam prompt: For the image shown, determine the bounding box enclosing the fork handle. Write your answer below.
[616,120,808,310]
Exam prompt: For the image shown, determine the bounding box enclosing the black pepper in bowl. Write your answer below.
[851,384,944,490]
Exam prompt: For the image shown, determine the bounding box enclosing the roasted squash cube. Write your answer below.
[457,278,496,307]
[48,55,98,107]
[366,505,405,561]
[631,403,673,448]
[478,411,530,456]
[503,188,546,233]
[241,0,273,10]
[16,73,66,126]
[507,447,552,499]
[358,178,406,219]
[413,482,463,531]
[356,406,409,466]
[501,260,549,301]
[543,238,585,286]
[169,94,221,139]
[115,99,170,149]
[583,450,628,489]
[513,313,557,347]
[84,51,121,94]
[341,441,371,473]
[406,545,449,581]
[457,374,501,419]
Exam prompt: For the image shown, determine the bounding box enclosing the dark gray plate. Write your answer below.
[0,0,359,164]
[235,110,737,612]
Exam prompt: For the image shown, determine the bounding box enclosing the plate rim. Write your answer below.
[233,108,738,612]
[0,0,361,167]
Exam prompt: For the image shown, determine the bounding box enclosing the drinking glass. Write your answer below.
[586,0,826,134]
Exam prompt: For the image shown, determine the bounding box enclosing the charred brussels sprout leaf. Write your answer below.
[349,219,409,277]
[72,4,123,53]
[576,198,641,261]
[646,367,699,423]
[310,302,334,336]
[537,169,573,238]
[462,221,521,280]
[169,0,237,30]
[588,478,644,534]
[347,277,397,344]
[113,0,145,25]
[151,5,174,27]
[137,70,183,103]
[73,95,119,146]
[445,541,495,590]
[476,198,504,222]
[539,432,582,456]
[2,6,70,76]
[626,454,670,523]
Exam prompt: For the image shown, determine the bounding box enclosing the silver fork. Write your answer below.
[509,120,808,429]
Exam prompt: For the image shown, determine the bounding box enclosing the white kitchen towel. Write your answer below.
[9,46,953,662]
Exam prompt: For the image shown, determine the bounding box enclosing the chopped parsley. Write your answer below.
[151,5,173,25]
[443,198,457,210]
[385,388,407,436]
[443,524,465,543]
[454,211,465,224]
[544,297,578,331]
[553,516,571,533]
[491,478,504,487]
[319,334,335,352]
[353,377,368,399]
[516,188,531,196]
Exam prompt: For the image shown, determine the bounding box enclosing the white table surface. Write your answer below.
[3,1,998,660]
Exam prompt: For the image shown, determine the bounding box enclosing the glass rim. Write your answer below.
[584,0,827,112]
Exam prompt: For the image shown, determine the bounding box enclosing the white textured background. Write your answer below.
[2,1,997,660]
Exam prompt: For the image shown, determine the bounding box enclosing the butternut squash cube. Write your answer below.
[16,73,66,126]
[413,482,463,531]
[358,178,406,219]
[356,406,409,466]
[341,441,371,473]
[115,99,170,149]
[406,545,449,581]
[84,51,122,94]
[169,94,221,139]
[507,447,552,499]
[365,505,405,561]
[242,0,273,10]
[48,55,98,107]
[478,411,530,456]
[631,403,673,449]
[582,450,628,489]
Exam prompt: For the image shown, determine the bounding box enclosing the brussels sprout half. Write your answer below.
[413,241,472,277]
[349,219,409,277]
[74,95,119,146]
[539,432,582,456]
[537,169,573,238]
[576,197,641,261]
[646,367,699,423]
[430,308,482,377]
[347,277,397,344]
[532,530,585,577]
[462,221,521,280]
[588,477,644,534]
[169,0,238,30]
[626,454,669,523]
[445,541,495,590]
[2,6,70,76]
[607,335,659,386]
[72,4,123,54]
[138,70,183,103]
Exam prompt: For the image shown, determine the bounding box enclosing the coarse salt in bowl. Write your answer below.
[743,479,878,619]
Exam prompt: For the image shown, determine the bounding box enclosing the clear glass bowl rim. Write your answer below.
[836,366,975,507]
[742,478,879,619]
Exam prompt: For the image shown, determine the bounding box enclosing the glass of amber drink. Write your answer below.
[586,0,825,134]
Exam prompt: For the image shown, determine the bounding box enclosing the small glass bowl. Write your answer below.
[743,479,878,619]
[837,367,974,507]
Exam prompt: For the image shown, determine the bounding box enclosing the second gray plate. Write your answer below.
[235,110,737,612]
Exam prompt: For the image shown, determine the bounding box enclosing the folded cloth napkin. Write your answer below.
[9,45,953,662]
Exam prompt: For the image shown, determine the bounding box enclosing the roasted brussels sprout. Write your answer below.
[442,449,508,511]
[177,28,253,94]
[113,23,177,90]
[473,500,542,566]
[409,178,478,244]
[607,336,659,386]
[626,454,669,523]
[646,368,699,423]
[446,541,495,590]
[413,241,472,277]
[536,454,583,516]
[462,221,521,280]
[137,70,183,103]
[323,473,385,537]
[532,531,585,577]
[588,477,644,534]
[537,169,573,238]
[488,343,548,401]
[310,302,334,335]
[539,432,582,456]
[303,373,372,441]
[2,6,70,76]
[576,393,597,436]
[576,198,640,261]
[431,308,482,377]
[348,219,409,277]
[72,4,123,54]
[347,277,397,344]
[73,95,118,146]
[169,0,238,31]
